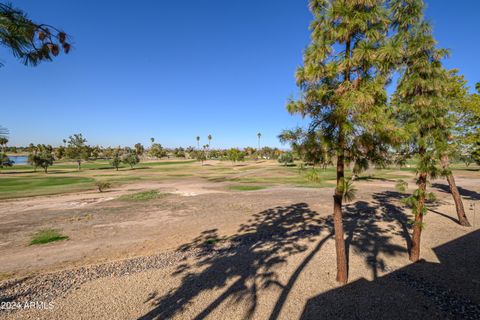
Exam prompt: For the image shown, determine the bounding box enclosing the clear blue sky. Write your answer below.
[2,0,479,148]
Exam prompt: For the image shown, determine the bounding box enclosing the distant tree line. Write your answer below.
[0,131,291,173]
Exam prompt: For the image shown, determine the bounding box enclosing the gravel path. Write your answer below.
[0,248,201,314]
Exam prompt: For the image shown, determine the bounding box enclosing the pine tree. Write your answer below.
[0,3,71,67]
[458,84,480,162]
[437,71,472,226]
[392,9,452,261]
[391,0,476,230]
[287,0,393,283]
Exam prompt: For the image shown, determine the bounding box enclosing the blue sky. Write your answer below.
[1,0,479,148]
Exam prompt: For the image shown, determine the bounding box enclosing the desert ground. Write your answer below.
[0,160,479,319]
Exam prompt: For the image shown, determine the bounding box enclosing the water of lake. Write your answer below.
[9,155,28,165]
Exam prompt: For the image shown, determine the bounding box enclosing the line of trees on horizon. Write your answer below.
[0,131,290,172]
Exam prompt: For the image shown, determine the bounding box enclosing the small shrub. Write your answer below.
[95,181,111,192]
[30,229,68,245]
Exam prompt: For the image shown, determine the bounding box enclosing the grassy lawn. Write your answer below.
[30,229,69,245]
[0,176,95,199]
[0,160,198,199]
[1,159,477,200]
[0,161,113,172]
[0,159,196,173]
[142,160,196,166]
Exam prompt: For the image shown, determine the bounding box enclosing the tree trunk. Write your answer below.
[331,37,351,284]
[410,171,427,262]
[44,167,48,173]
[440,154,471,226]
[333,143,348,283]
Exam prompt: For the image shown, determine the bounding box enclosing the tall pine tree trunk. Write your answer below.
[440,154,471,226]
[331,37,351,284]
[333,136,348,283]
[410,171,427,262]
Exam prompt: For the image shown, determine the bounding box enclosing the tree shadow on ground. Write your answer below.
[432,182,480,201]
[354,175,396,182]
[0,170,37,174]
[301,230,480,320]
[140,197,410,320]
[428,208,461,224]
[139,203,331,320]
[428,182,480,224]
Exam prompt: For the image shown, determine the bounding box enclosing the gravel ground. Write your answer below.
[2,229,479,320]
[0,249,201,314]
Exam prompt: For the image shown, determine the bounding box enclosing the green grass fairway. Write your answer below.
[0,176,95,199]
[142,160,196,166]
[0,159,477,200]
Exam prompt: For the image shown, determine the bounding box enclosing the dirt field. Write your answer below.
[0,160,479,319]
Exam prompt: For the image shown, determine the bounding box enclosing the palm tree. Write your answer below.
[287,0,393,283]
[150,137,155,145]
[207,135,212,159]
[196,136,200,149]
[0,137,8,153]
[476,82,480,93]
[257,132,261,151]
